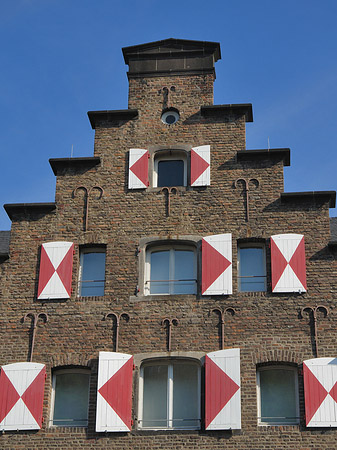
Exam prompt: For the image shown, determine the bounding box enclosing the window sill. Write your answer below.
[130,294,197,303]
[47,425,87,433]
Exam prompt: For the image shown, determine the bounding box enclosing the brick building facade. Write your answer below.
[1,38,337,449]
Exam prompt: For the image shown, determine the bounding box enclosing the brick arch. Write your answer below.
[49,353,95,369]
[252,349,303,366]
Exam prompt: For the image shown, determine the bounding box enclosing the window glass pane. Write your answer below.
[53,372,90,426]
[143,365,168,427]
[260,368,297,424]
[173,364,199,428]
[80,251,105,296]
[157,160,184,187]
[239,247,265,292]
[150,250,170,294]
[173,250,196,294]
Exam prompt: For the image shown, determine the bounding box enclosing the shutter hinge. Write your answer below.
[45,373,47,380]
[147,181,150,187]
[133,364,135,370]
[298,367,303,376]
[42,417,44,424]
[131,419,134,426]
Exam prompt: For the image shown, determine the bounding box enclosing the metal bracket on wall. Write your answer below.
[300,305,329,358]
[161,187,178,217]
[73,185,104,231]
[162,317,179,352]
[211,307,235,350]
[23,312,49,362]
[234,178,259,222]
[104,311,130,353]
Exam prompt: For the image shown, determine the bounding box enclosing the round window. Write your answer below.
[161,109,180,125]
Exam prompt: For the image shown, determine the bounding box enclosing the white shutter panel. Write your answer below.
[205,349,241,430]
[271,234,307,293]
[303,357,337,427]
[191,145,210,186]
[96,352,133,432]
[202,234,232,295]
[0,362,46,431]
[37,241,74,300]
[128,149,149,189]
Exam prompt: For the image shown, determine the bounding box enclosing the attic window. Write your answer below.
[161,109,179,125]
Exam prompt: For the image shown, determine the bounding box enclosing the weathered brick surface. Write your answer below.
[0,41,337,449]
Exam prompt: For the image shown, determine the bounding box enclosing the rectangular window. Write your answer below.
[139,361,200,429]
[51,369,90,427]
[146,246,197,295]
[238,245,266,292]
[257,366,299,425]
[153,151,187,187]
[79,248,106,297]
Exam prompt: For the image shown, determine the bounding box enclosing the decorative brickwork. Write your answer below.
[1,39,337,449]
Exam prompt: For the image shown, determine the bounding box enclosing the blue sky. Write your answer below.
[1,0,337,230]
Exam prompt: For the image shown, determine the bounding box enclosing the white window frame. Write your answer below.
[78,247,106,297]
[145,244,197,295]
[138,359,201,430]
[153,150,187,187]
[256,365,299,426]
[50,368,90,427]
[237,243,267,292]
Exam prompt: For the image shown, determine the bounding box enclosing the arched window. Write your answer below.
[257,365,299,425]
[145,244,197,295]
[138,359,201,429]
[50,368,90,427]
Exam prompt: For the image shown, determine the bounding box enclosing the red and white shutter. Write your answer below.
[128,149,149,189]
[205,348,241,430]
[202,233,232,295]
[303,357,337,427]
[191,145,210,187]
[96,351,133,432]
[0,362,45,431]
[271,234,307,293]
[37,242,74,300]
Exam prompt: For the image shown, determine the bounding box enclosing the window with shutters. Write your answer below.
[50,368,90,427]
[257,365,299,425]
[138,360,201,429]
[153,150,187,187]
[238,243,266,292]
[145,244,197,295]
[78,247,106,297]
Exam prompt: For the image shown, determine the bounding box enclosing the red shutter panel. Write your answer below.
[303,357,337,427]
[191,145,210,186]
[202,233,232,295]
[205,349,241,430]
[128,149,149,189]
[37,242,74,300]
[96,351,133,432]
[0,362,46,431]
[271,234,307,293]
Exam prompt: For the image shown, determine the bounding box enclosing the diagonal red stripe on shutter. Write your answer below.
[304,364,328,425]
[98,357,133,429]
[202,239,231,294]
[191,149,209,185]
[130,152,148,186]
[56,244,74,296]
[37,246,56,298]
[0,370,20,423]
[271,238,288,291]
[21,366,46,427]
[205,356,239,429]
[329,381,337,404]
[289,237,307,290]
